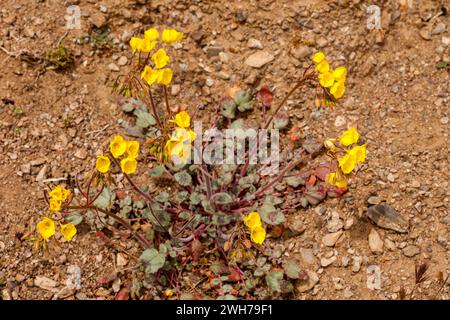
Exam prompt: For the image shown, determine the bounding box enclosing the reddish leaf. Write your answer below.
[224,241,231,252]
[228,268,243,282]
[327,186,347,198]
[257,85,273,107]
[315,166,331,181]
[270,225,284,238]
[96,271,117,285]
[306,175,316,186]
[115,288,130,300]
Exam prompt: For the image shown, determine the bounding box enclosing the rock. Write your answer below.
[298,248,316,266]
[385,238,396,251]
[1,289,12,300]
[368,228,384,254]
[296,270,319,292]
[247,38,263,49]
[116,253,128,267]
[402,245,420,257]
[99,4,108,13]
[316,37,328,47]
[34,276,58,290]
[431,22,446,35]
[8,152,17,160]
[244,51,274,68]
[437,236,447,248]
[411,180,421,188]
[89,13,107,28]
[75,149,87,160]
[326,211,344,233]
[344,217,354,230]
[290,45,312,60]
[36,165,47,182]
[419,27,431,40]
[54,287,76,299]
[334,116,346,127]
[171,84,181,96]
[440,117,448,125]
[367,265,382,290]
[352,256,362,273]
[322,230,343,247]
[0,241,5,251]
[320,256,336,267]
[387,173,396,182]
[15,274,26,282]
[30,158,46,166]
[368,196,381,205]
[20,163,31,174]
[366,204,409,233]
[442,36,450,47]
[117,56,128,66]
[108,63,120,72]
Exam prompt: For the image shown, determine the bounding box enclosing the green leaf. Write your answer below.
[174,191,189,204]
[174,171,192,187]
[64,211,83,225]
[134,109,156,128]
[221,99,237,119]
[305,185,326,205]
[259,203,285,225]
[210,192,233,205]
[93,187,115,210]
[149,166,166,177]
[234,90,251,105]
[273,111,289,129]
[155,192,169,203]
[436,60,450,69]
[140,249,166,274]
[265,270,284,293]
[284,259,301,279]
[189,192,201,205]
[237,101,254,112]
[302,137,323,154]
[264,195,283,206]
[211,212,233,226]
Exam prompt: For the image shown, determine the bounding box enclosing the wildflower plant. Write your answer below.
[32,28,367,299]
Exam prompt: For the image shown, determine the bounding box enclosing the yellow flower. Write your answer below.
[152,48,170,69]
[330,81,345,99]
[348,144,366,164]
[332,66,347,82]
[96,155,111,174]
[110,135,127,158]
[144,28,159,41]
[62,188,71,201]
[313,51,325,64]
[141,66,159,86]
[37,217,55,240]
[165,128,192,164]
[327,172,348,188]
[126,141,140,158]
[129,37,156,53]
[157,68,173,85]
[315,59,329,74]
[164,289,174,298]
[243,212,262,229]
[250,226,266,245]
[338,153,357,174]
[188,129,196,142]
[319,71,335,88]
[49,186,64,201]
[120,157,137,174]
[60,223,77,241]
[162,29,184,44]
[174,111,190,128]
[49,199,62,212]
[339,128,359,146]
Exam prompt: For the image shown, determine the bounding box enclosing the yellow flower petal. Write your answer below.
[49,186,64,201]
[144,28,159,41]
[315,59,329,73]
[110,135,127,158]
[120,157,137,174]
[174,111,191,128]
[37,217,55,240]
[49,199,62,212]
[339,128,359,146]
[140,39,156,53]
[319,71,335,88]
[157,68,173,85]
[129,37,141,52]
[126,141,140,158]
[348,144,367,164]
[338,153,357,174]
[60,223,77,241]
[162,29,184,44]
[313,51,325,64]
[141,66,159,86]
[326,172,348,188]
[330,81,345,99]
[96,155,111,174]
[250,226,266,245]
[332,66,347,82]
[243,212,262,229]
[152,48,170,69]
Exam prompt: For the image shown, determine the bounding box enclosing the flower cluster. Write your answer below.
[36,217,76,242]
[313,51,347,103]
[48,185,71,212]
[129,28,184,87]
[243,212,266,245]
[164,111,195,165]
[325,128,367,187]
[96,135,140,175]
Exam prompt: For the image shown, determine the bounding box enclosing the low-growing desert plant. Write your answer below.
[28,27,368,299]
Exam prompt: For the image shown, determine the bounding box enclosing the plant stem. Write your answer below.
[163,85,172,118]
